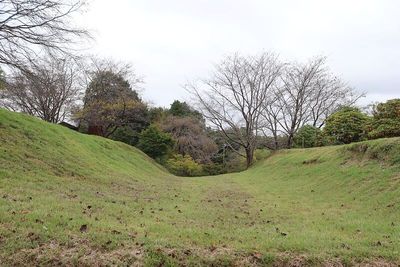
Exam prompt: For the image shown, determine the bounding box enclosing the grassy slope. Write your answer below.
[0,109,399,266]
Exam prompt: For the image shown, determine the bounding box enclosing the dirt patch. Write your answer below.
[273,252,399,267]
[147,248,400,267]
[3,239,144,267]
[2,241,399,266]
[352,260,400,267]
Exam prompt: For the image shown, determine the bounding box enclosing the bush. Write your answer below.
[109,126,140,146]
[165,154,203,176]
[323,107,369,144]
[293,125,323,148]
[137,125,174,160]
[368,118,400,139]
[254,149,271,160]
[368,99,400,139]
[201,163,226,176]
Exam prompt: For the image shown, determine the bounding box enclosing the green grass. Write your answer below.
[0,108,399,266]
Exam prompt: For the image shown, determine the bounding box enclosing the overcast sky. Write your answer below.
[79,0,400,107]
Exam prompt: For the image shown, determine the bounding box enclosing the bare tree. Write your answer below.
[309,74,363,128]
[0,0,90,69]
[260,90,283,150]
[0,55,81,123]
[275,57,325,147]
[262,56,363,148]
[0,68,5,89]
[79,57,143,94]
[188,53,282,168]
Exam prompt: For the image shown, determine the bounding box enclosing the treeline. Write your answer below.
[0,56,245,175]
[291,102,400,148]
[187,53,400,168]
[188,53,363,167]
[1,53,399,176]
[75,63,253,176]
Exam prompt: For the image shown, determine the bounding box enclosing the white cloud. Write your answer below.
[78,0,400,107]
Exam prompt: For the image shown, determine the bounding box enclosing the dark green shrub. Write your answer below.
[137,125,174,160]
[368,99,400,139]
[109,126,140,146]
[323,107,369,144]
[293,125,323,148]
[201,163,226,176]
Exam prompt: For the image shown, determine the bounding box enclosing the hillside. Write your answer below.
[0,109,399,266]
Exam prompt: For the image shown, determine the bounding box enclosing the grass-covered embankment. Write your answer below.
[0,109,399,266]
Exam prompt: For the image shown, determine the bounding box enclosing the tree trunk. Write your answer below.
[88,125,104,136]
[287,134,294,148]
[245,147,254,169]
[273,132,279,150]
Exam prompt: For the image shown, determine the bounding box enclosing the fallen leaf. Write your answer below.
[80,224,88,233]
[253,252,262,260]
